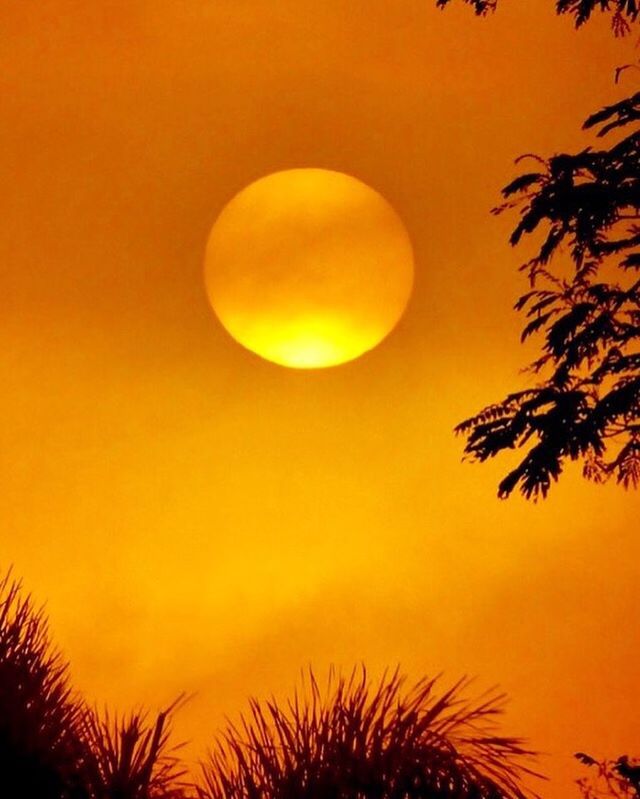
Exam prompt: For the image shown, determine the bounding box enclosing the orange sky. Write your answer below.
[1,1,638,795]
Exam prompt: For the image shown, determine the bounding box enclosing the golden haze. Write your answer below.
[1,1,638,796]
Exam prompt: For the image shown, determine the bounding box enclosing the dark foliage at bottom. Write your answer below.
[80,703,189,799]
[0,569,189,799]
[0,570,88,799]
[2,567,639,799]
[199,668,540,799]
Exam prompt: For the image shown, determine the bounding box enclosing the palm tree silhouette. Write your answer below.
[199,668,540,799]
[79,702,190,799]
[0,569,87,799]
[0,568,190,799]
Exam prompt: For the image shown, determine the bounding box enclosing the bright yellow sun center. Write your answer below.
[204,168,414,369]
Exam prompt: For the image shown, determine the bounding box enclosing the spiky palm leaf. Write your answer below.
[80,699,190,799]
[199,668,540,799]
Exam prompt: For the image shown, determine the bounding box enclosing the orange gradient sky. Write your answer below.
[2,1,639,795]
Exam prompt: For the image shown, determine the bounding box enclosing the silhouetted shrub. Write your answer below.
[199,668,540,799]
[0,568,193,799]
[0,569,88,798]
[80,703,190,799]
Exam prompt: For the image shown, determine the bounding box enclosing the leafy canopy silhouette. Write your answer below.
[455,89,640,499]
[436,0,639,34]
[439,0,640,499]
[575,753,640,799]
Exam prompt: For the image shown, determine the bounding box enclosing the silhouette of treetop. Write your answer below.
[575,752,640,799]
[456,89,640,499]
[200,668,540,799]
[437,1,639,34]
[0,567,189,799]
[0,570,87,799]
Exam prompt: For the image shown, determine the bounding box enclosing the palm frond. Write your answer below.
[0,568,88,799]
[199,668,541,799]
[80,697,191,799]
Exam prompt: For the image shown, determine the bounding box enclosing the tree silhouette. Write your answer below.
[199,668,540,799]
[615,758,640,797]
[0,571,543,799]
[436,0,639,34]
[0,569,88,799]
[80,704,189,799]
[455,89,640,499]
[575,753,640,799]
[0,567,191,799]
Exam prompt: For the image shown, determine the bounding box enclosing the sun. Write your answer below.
[204,168,414,369]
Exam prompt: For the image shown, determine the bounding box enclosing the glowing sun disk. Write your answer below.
[204,169,415,369]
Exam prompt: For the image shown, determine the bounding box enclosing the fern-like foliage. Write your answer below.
[456,89,640,499]
[199,668,540,799]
